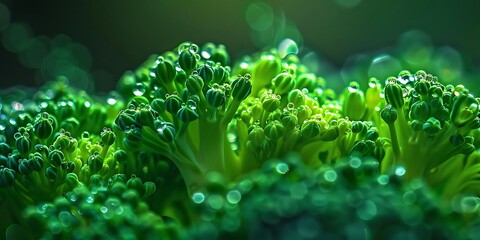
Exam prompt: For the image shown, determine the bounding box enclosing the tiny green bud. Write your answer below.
[134,106,155,127]
[0,143,11,156]
[164,94,183,115]
[409,100,429,121]
[272,71,295,95]
[261,92,281,112]
[248,125,266,147]
[115,111,137,131]
[380,104,398,124]
[281,112,298,130]
[212,64,229,84]
[450,134,465,147]
[114,150,128,164]
[206,87,226,108]
[45,166,57,181]
[197,63,214,85]
[231,75,252,101]
[101,128,116,147]
[143,182,156,199]
[18,159,32,175]
[178,47,198,74]
[49,149,64,167]
[0,167,15,187]
[252,52,282,95]
[15,133,31,155]
[34,112,54,139]
[365,78,381,109]
[343,82,366,120]
[414,79,430,96]
[88,153,103,173]
[155,120,176,142]
[177,100,199,122]
[66,173,80,188]
[264,120,285,141]
[154,56,176,86]
[186,74,205,95]
[123,126,143,150]
[288,89,306,106]
[366,129,379,141]
[423,117,442,135]
[127,174,143,193]
[384,80,404,109]
[450,94,479,128]
[301,120,320,138]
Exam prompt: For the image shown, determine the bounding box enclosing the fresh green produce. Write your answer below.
[1,42,480,239]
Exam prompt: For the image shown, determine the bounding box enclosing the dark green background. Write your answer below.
[1,0,479,91]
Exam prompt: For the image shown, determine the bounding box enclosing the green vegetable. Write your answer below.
[1,42,480,239]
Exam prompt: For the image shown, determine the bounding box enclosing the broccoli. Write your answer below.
[1,41,480,239]
[113,42,383,197]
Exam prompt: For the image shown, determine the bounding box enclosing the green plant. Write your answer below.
[1,42,480,239]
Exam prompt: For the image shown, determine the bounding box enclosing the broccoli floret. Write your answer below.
[186,153,473,240]
[113,42,383,198]
[2,41,480,240]
[21,174,178,240]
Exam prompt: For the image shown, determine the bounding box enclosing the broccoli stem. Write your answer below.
[198,119,225,176]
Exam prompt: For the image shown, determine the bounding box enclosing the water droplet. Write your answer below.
[38,204,48,213]
[227,133,237,143]
[100,206,108,213]
[86,196,94,203]
[226,190,242,204]
[133,83,146,96]
[349,157,361,168]
[278,39,299,58]
[377,175,389,185]
[275,162,289,174]
[324,169,337,182]
[12,102,24,111]
[395,166,406,176]
[201,50,211,59]
[0,125,5,131]
[192,192,205,204]
[189,44,199,54]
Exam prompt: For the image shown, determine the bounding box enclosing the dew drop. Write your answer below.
[275,162,289,174]
[201,50,211,59]
[226,190,242,204]
[86,196,94,203]
[377,175,389,185]
[227,133,237,143]
[107,98,117,105]
[324,169,337,182]
[100,206,108,213]
[133,83,146,96]
[192,192,205,204]
[395,166,406,176]
[349,157,362,168]
[278,38,299,59]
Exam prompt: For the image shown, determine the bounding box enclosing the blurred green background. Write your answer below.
[1,0,479,92]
